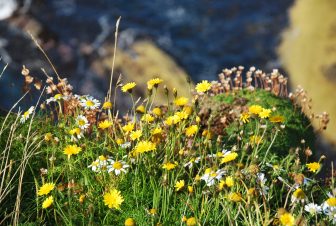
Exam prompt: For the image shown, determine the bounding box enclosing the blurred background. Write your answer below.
[0,0,335,157]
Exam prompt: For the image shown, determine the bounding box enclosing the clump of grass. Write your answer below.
[0,63,334,226]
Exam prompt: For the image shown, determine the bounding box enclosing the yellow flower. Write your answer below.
[221,152,238,164]
[175,180,185,191]
[162,162,177,170]
[227,192,242,202]
[102,101,112,109]
[183,106,193,115]
[141,114,155,123]
[130,130,142,141]
[185,125,198,137]
[116,138,124,145]
[98,120,113,130]
[306,162,321,173]
[250,135,263,145]
[103,188,124,209]
[188,186,193,193]
[151,127,162,135]
[149,208,157,215]
[195,80,212,93]
[63,144,82,157]
[225,176,234,187]
[240,112,250,123]
[134,141,156,154]
[123,122,135,133]
[165,115,181,125]
[202,130,212,140]
[152,107,162,116]
[258,108,272,119]
[121,82,136,93]
[136,105,145,114]
[174,97,188,106]
[186,217,197,226]
[218,180,225,191]
[175,111,189,120]
[69,128,81,136]
[279,213,295,226]
[37,183,55,196]
[248,105,262,114]
[326,197,336,207]
[269,115,285,123]
[147,78,163,89]
[44,133,53,142]
[42,196,53,209]
[292,188,305,202]
[79,194,85,203]
[125,218,136,226]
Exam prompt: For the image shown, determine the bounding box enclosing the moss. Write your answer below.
[208,89,315,157]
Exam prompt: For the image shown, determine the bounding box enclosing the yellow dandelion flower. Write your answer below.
[175,111,189,120]
[306,162,321,173]
[136,105,145,114]
[42,196,53,209]
[123,122,135,133]
[37,183,55,196]
[258,108,272,119]
[162,162,177,170]
[240,112,250,123]
[151,127,162,135]
[186,217,197,226]
[279,213,295,226]
[185,125,198,137]
[125,218,136,226]
[188,185,193,193]
[183,106,193,115]
[225,176,234,187]
[221,152,238,164]
[63,144,82,157]
[98,120,113,130]
[44,133,53,142]
[248,105,263,115]
[174,97,188,106]
[250,135,263,145]
[165,115,181,125]
[152,107,162,116]
[121,82,136,93]
[149,208,157,215]
[130,130,142,141]
[103,188,124,209]
[102,101,112,109]
[147,78,163,90]
[134,141,156,154]
[141,114,155,123]
[116,138,124,145]
[195,80,211,93]
[227,192,242,202]
[175,180,185,191]
[69,128,81,136]
[218,180,225,191]
[79,194,85,203]
[269,115,285,123]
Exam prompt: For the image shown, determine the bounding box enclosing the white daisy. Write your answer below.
[76,115,89,130]
[20,106,35,123]
[257,173,269,195]
[201,168,225,187]
[107,159,129,175]
[304,203,322,215]
[120,142,131,149]
[46,93,68,104]
[184,157,201,169]
[80,96,100,110]
[88,155,108,172]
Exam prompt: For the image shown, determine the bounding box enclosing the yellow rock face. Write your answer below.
[92,40,192,108]
[279,0,336,145]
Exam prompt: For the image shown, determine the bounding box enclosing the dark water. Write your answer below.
[0,0,293,110]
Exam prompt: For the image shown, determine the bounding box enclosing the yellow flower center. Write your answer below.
[86,100,94,107]
[78,120,85,126]
[327,197,336,207]
[113,161,123,170]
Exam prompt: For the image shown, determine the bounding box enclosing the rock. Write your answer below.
[91,40,192,111]
[279,0,336,146]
